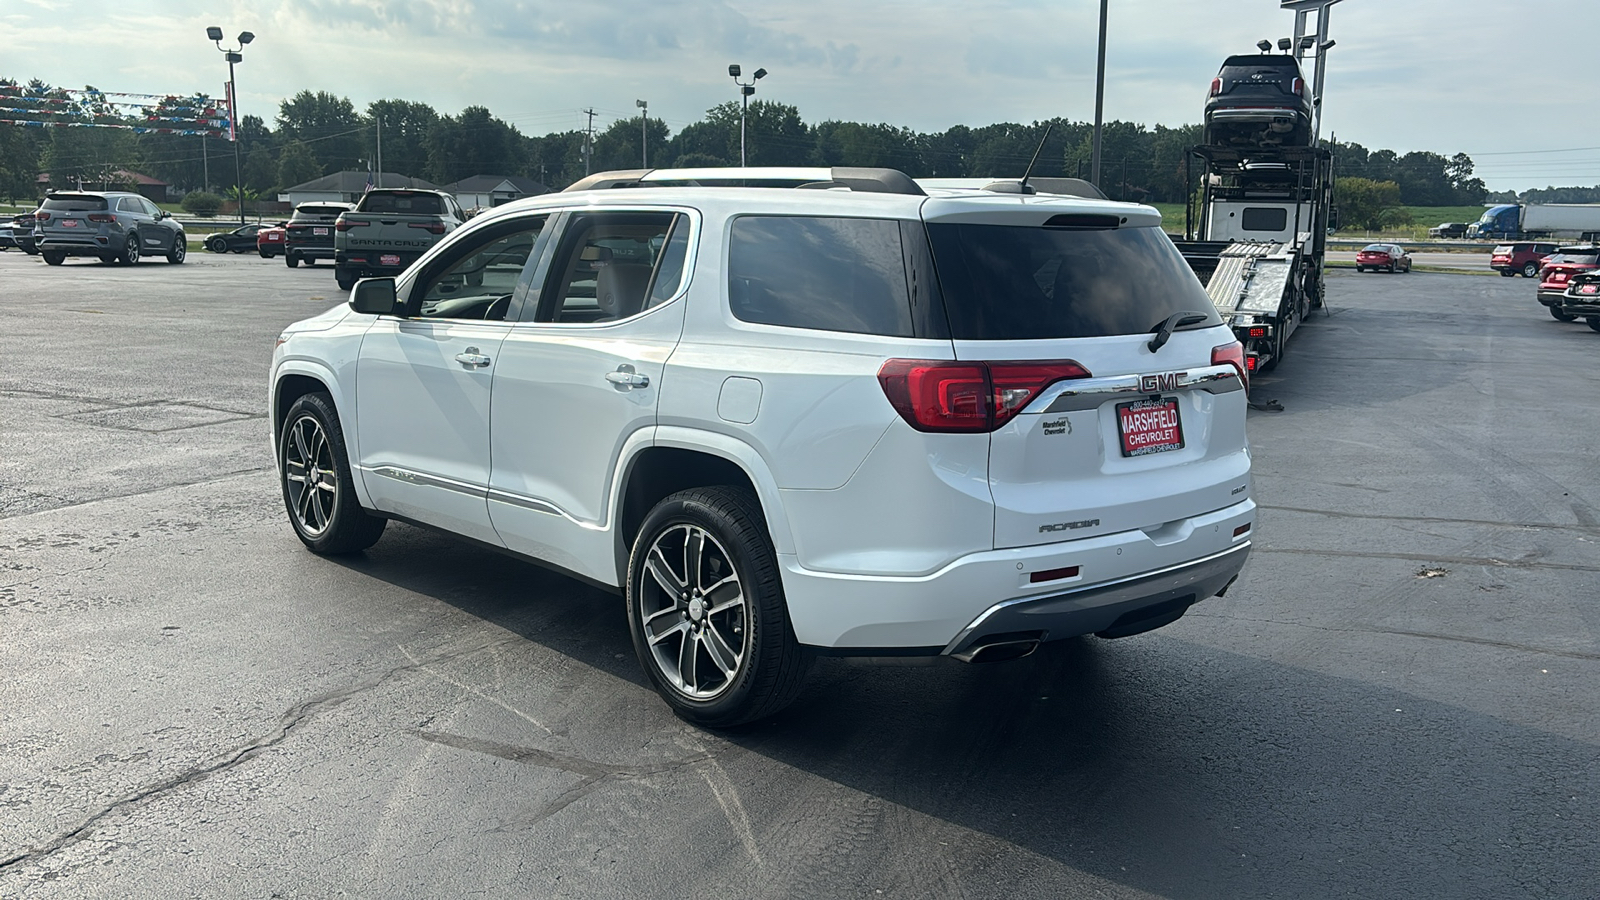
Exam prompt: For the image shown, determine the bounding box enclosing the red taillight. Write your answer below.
[1209,77,1222,97]
[408,221,447,235]
[1213,341,1249,391]
[335,218,365,232]
[1291,77,1304,95]
[877,359,1091,433]
[34,211,50,222]
[87,213,115,223]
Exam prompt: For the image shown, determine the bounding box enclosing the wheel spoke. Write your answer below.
[678,631,699,691]
[317,473,337,493]
[311,489,330,529]
[296,479,317,523]
[646,546,685,594]
[647,617,689,647]
[685,528,705,591]
[703,576,743,615]
[702,623,740,677]
[291,421,311,463]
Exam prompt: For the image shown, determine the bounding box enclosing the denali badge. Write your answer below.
[1139,371,1186,393]
[1040,519,1100,533]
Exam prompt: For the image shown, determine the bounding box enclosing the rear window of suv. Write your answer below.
[358,192,442,215]
[925,222,1219,340]
[42,194,108,212]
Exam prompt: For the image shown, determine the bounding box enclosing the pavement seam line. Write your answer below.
[0,466,275,522]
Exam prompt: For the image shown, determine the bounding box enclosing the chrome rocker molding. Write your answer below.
[941,542,1251,657]
[1040,363,1243,413]
[363,465,588,521]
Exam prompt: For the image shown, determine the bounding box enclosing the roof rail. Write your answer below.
[562,166,926,196]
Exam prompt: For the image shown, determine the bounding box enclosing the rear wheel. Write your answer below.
[258,248,270,258]
[120,234,140,265]
[1523,262,1540,278]
[278,392,386,554]
[1355,266,1365,273]
[286,253,299,268]
[626,487,810,727]
[335,268,357,291]
[1587,317,1600,333]
[1550,307,1577,322]
[1499,269,1516,277]
[42,250,65,266]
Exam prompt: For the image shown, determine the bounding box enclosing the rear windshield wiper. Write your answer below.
[1147,311,1212,353]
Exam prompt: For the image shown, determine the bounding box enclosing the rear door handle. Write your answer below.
[455,347,491,368]
[606,365,649,388]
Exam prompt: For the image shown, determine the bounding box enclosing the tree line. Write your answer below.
[0,75,1566,213]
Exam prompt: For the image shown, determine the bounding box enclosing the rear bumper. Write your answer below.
[287,242,336,260]
[1206,106,1310,124]
[1538,290,1568,306]
[1557,297,1600,316]
[336,250,422,272]
[37,232,126,256]
[780,498,1255,651]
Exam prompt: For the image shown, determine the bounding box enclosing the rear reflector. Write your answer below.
[1030,565,1081,584]
[1209,77,1222,96]
[1247,326,1267,338]
[877,359,1091,433]
[1292,77,1304,95]
[1233,523,1252,537]
[1245,356,1258,372]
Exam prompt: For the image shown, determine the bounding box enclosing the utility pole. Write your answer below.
[582,108,596,175]
[202,134,209,194]
[375,117,383,188]
[1090,0,1108,187]
[636,99,648,168]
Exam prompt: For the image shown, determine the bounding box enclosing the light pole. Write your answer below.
[1090,0,1108,188]
[728,64,766,167]
[636,99,648,168]
[207,25,253,224]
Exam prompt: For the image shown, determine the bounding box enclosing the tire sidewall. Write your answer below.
[625,490,787,725]
[278,392,369,553]
[168,239,186,264]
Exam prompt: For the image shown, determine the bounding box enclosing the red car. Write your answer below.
[1490,241,1557,278]
[1536,246,1600,320]
[1355,243,1411,273]
[257,222,287,258]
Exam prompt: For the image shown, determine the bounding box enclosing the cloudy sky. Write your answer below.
[3,0,1596,191]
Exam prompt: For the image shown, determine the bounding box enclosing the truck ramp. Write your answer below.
[1206,241,1295,318]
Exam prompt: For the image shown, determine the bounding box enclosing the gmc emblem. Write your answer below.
[1139,371,1185,393]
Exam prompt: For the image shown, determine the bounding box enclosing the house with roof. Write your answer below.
[441,175,549,211]
[38,170,169,202]
[277,171,440,207]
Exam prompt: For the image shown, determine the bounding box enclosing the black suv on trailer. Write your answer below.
[1203,53,1314,148]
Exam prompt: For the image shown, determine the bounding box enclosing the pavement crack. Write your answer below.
[1189,612,1600,661]
[1259,503,1600,537]
[0,467,275,521]
[1253,546,1600,573]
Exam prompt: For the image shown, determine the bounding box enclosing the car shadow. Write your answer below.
[331,523,1597,899]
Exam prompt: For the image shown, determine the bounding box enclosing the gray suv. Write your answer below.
[35,191,186,266]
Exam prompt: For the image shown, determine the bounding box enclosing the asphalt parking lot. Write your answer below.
[2,249,1596,899]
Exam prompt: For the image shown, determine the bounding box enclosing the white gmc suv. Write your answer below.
[269,167,1255,726]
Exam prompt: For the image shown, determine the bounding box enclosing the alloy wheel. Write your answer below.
[282,413,339,537]
[637,523,748,700]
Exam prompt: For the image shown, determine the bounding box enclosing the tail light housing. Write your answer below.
[1291,77,1304,95]
[877,359,1091,433]
[87,213,115,223]
[408,221,447,235]
[1209,77,1222,97]
[1212,341,1248,392]
[335,218,365,232]
[34,211,50,222]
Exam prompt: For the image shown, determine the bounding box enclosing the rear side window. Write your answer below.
[727,216,913,337]
[926,223,1219,340]
[359,192,442,215]
[1241,207,1288,231]
[43,194,108,212]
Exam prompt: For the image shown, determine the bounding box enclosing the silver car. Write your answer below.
[35,191,186,266]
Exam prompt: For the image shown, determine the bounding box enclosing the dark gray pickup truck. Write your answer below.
[333,189,466,290]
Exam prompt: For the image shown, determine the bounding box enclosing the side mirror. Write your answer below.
[348,277,401,315]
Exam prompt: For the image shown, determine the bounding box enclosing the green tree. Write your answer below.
[425,106,524,184]
[277,91,363,174]
[700,100,809,166]
[810,121,922,171]
[181,191,224,216]
[589,115,671,172]
[276,140,321,187]
[1335,176,1405,231]
[367,99,439,179]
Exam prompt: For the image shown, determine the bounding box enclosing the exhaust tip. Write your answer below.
[951,631,1046,664]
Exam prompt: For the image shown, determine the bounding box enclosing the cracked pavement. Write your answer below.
[1,252,1596,898]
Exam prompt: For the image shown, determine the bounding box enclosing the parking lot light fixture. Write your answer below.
[208,26,253,225]
[729,64,767,166]
[637,99,648,168]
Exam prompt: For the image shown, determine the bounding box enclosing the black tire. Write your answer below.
[1499,269,1516,277]
[1386,264,1395,273]
[1587,317,1600,333]
[120,233,140,265]
[278,392,386,554]
[335,268,357,291]
[42,250,65,266]
[99,255,116,265]
[626,486,810,727]
[206,236,226,253]
[259,248,270,258]
[1550,306,1577,322]
[1522,262,1540,278]
[1355,266,1364,273]
[306,257,316,266]
[166,238,186,264]
[286,253,299,268]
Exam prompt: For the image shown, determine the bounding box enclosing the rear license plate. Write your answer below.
[314,227,328,235]
[1581,284,1598,294]
[61,219,79,228]
[380,254,401,267]
[1117,397,1184,457]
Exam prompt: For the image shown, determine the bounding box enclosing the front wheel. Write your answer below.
[1550,307,1577,322]
[278,392,386,554]
[166,238,186,264]
[626,487,810,727]
[206,236,226,253]
[1523,262,1540,278]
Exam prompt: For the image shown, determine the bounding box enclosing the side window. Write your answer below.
[1241,207,1288,232]
[118,197,142,214]
[141,198,162,217]
[727,215,913,336]
[539,211,682,324]
[410,216,547,322]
